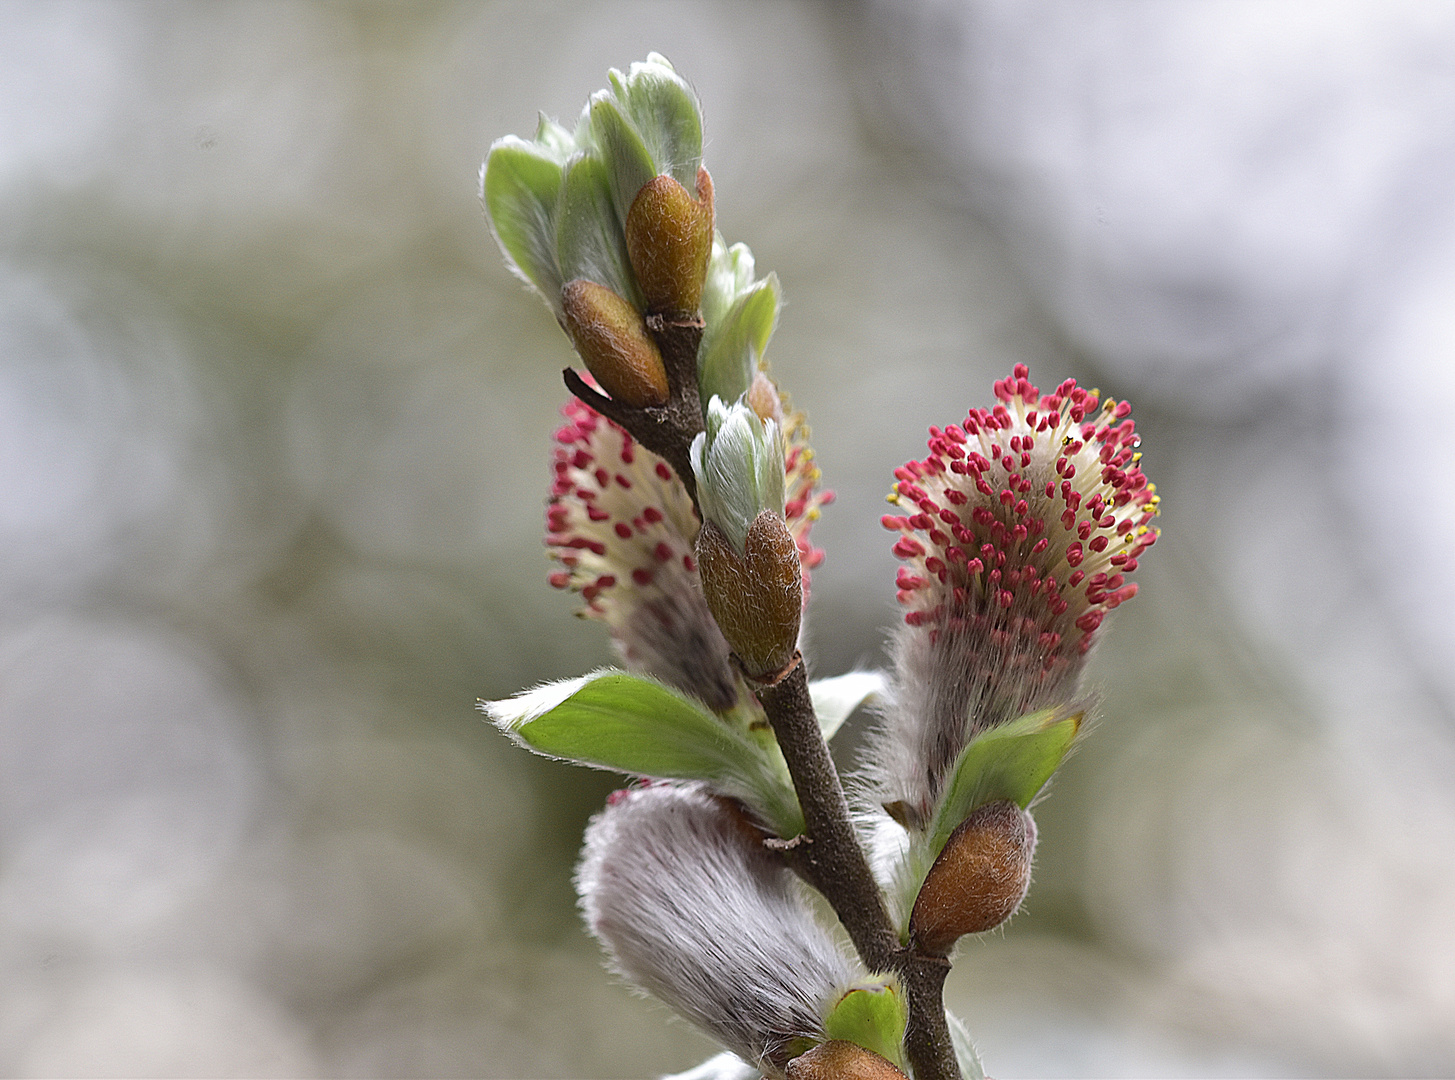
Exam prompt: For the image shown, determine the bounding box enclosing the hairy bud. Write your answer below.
[626,168,715,318]
[560,278,670,407]
[909,799,1034,954]
[697,514,802,680]
[578,784,855,1073]
[785,1041,909,1080]
[691,394,787,553]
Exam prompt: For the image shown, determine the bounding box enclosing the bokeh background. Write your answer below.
[3,1,1455,1075]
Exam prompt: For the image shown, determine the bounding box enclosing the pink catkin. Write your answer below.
[883,365,1158,669]
[867,366,1160,824]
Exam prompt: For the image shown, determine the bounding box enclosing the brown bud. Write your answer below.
[909,799,1033,955]
[624,167,715,318]
[560,278,670,408]
[695,513,802,680]
[786,1041,909,1080]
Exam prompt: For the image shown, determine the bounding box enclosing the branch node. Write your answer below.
[735,649,802,688]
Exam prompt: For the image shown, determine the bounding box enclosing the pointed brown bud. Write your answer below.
[560,278,670,408]
[910,799,1033,954]
[696,513,802,680]
[625,167,715,318]
[786,1040,910,1080]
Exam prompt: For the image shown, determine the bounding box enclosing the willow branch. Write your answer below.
[752,655,962,1080]
[563,316,705,509]
[754,657,899,968]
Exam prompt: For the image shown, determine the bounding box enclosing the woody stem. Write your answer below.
[563,316,705,510]
[753,655,962,1080]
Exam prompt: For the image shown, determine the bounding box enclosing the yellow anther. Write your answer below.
[807,509,821,521]
[887,493,900,504]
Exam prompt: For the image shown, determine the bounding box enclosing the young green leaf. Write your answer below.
[482,136,566,308]
[698,273,781,403]
[823,980,909,1069]
[925,707,1080,857]
[588,93,659,229]
[701,235,757,328]
[482,669,802,836]
[555,153,642,309]
[945,1011,986,1080]
[533,112,579,157]
[690,395,786,554]
[607,53,702,190]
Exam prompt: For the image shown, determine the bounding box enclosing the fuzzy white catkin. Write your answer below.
[577,784,856,1073]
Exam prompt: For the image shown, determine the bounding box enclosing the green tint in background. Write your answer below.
[2,2,1453,1076]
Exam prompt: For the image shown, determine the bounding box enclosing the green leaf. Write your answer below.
[698,273,780,403]
[487,670,735,777]
[482,669,802,836]
[700,235,756,329]
[534,113,579,157]
[809,671,887,742]
[482,136,566,309]
[926,707,1081,857]
[608,53,702,189]
[555,152,642,308]
[588,94,659,233]
[823,980,908,1069]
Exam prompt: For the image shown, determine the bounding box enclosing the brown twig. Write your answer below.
[752,655,963,1080]
[899,954,958,1080]
[563,316,705,509]
[753,656,898,967]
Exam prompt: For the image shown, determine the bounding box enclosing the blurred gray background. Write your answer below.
[3,1,1454,1075]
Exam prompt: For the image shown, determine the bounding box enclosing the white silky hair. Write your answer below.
[577,784,857,1075]
[857,619,1090,830]
[851,804,915,930]
[691,395,785,554]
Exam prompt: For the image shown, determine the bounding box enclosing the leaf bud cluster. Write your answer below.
[483,54,712,404]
